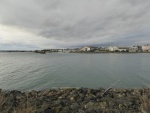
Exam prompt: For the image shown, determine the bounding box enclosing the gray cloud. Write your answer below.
[0,0,150,49]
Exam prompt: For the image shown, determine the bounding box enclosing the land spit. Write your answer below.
[0,88,149,113]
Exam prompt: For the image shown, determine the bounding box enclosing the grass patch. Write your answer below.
[13,106,35,113]
[0,93,4,107]
[140,89,150,113]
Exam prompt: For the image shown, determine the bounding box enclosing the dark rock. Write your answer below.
[36,108,54,113]
[78,109,85,113]
[53,100,62,106]
[53,107,61,113]
[70,102,80,110]
[0,88,145,113]
[84,101,94,109]
[61,106,70,113]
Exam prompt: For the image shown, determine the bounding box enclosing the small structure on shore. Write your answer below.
[117,47,130,52]
[80,46,97,52]
[108,46,138,52]
[107,46,129,52]
[138,45,150,52]
[107,46,118,52]
[128,46,138,52]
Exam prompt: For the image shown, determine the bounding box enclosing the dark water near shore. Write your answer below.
[0,52,150,91]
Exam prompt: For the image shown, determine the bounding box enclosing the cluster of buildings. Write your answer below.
[38,45,150,53]
[1,45,149,53]
[79,45,150,53]
[108,45,150,52]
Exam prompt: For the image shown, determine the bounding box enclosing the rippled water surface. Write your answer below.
[0,52,150,91]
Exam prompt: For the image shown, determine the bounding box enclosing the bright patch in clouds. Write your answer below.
[0,24,66,49]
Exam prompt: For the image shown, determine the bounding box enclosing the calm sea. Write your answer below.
[0,52,150,91]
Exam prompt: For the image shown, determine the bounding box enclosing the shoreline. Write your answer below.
[0,88,149,113]
[0,51,150,53]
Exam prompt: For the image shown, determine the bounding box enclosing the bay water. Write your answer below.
[0,52,150,91]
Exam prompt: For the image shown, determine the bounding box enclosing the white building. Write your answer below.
[138,45,150,52]
[108,46,131,52]
[117,47,129,52]
[108,46,118,52]
[80,46,95,52]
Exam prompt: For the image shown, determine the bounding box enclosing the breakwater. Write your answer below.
[0,88,149,113]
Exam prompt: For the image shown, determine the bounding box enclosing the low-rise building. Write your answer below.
[138,45,150,52]
[80,46,96,52]
[117,47,130,52]
[58,49,63,52]
[107,46,118,52]
[128,47,138,52]
[108,46,130,52]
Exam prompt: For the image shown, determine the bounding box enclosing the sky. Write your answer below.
[0,0,150,50]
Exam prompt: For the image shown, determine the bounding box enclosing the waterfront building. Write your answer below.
[138,45,150,52]
[108,46,118,52]
[58,49,63,52]
[117,47,130,52]
[108,46,130,52]
[80,46,96,52]
[128,47,138,52]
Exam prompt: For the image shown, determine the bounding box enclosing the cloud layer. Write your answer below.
[0,0,150,49]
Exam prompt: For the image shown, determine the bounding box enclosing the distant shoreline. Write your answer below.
[0,51,33,52]
[0,51,150,54]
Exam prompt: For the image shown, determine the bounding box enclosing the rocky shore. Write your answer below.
[0,88,149,113]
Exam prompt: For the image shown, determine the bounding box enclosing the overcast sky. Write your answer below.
[0,0,150,50]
